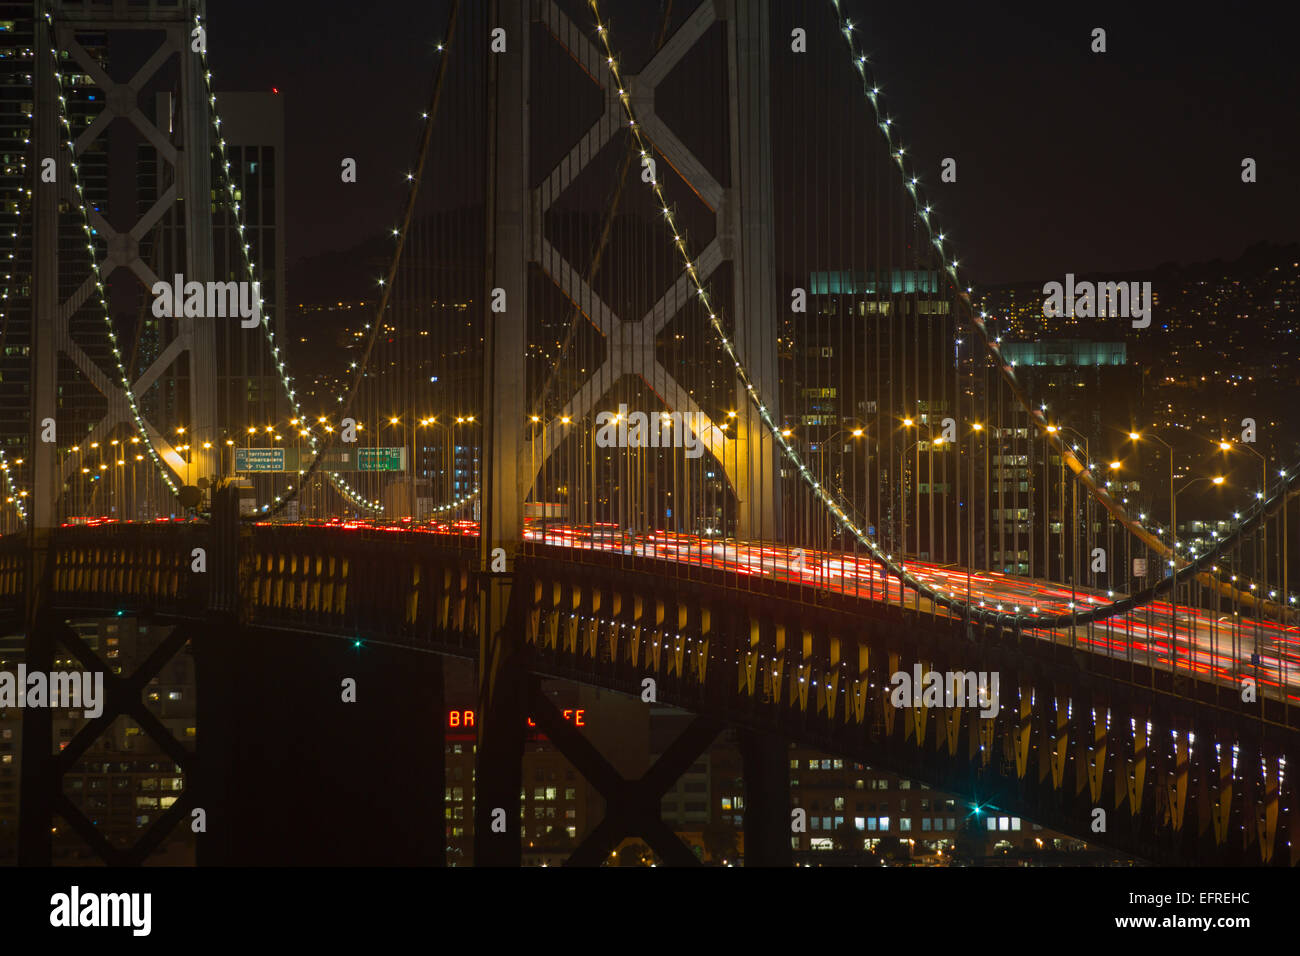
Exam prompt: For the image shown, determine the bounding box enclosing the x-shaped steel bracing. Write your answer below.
[51,17,211,486]
[526,0,751,498]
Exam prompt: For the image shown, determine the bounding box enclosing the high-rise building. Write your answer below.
[793,269,960,563]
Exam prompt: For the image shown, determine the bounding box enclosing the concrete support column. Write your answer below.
[475,0,530,867]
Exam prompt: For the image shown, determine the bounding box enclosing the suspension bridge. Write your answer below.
[3,0,1297,866]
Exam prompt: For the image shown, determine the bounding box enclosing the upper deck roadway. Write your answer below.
[199,515,1295,703]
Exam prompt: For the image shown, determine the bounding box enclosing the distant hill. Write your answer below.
[979,240,1300,294]
[287,206,486,307]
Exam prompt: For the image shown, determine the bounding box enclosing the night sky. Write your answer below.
[207,0,1298,285]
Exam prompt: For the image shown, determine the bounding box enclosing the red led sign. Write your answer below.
[447,708,586,729]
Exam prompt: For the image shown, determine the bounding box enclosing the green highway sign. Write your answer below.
[359,447,406,472]
[234,447,286,473]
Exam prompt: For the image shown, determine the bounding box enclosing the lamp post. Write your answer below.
[903,434,945,572]
[901,417,941,565]
[818,424,866,546]
[968,423,984,597]
[1172,475,1225,674]
[1047,424,1092,586]
[434,417,459,515]
[1221,439,1268,599]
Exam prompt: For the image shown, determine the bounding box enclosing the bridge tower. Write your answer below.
[476,0,789,866]
[476,0,531,866]
[517,0,783,541]
[31,0,220,515]
[19,0,222,866]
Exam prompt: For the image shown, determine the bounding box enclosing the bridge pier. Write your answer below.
[739,730,792,866]
[16,7,60,866]
[545,694,716,867]
[195,487,446,865]
[472,612,528,866]
[15,610,55,866]
[473,0,531,868]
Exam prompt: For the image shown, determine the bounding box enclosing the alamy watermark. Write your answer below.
[889,664,999,718]
[151,274,262,328]
[0,666,104,718]
[595,404,704,459]
[1042,273,1151,328]
[50,886,151,936]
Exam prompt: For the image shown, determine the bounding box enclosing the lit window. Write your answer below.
[899,818,911,832]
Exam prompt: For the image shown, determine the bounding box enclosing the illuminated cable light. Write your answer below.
[196,15,381,515]
[580,0,1290,636]
[822,2,1288,621]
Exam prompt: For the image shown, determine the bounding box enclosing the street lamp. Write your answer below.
[1128,431,1175,545]
[969,422,987,576]
[1167,474,1225,670]
[1220,438,1268,598]
[902,433,944,567]
[424,418,453,511]
[815,425,867,555]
